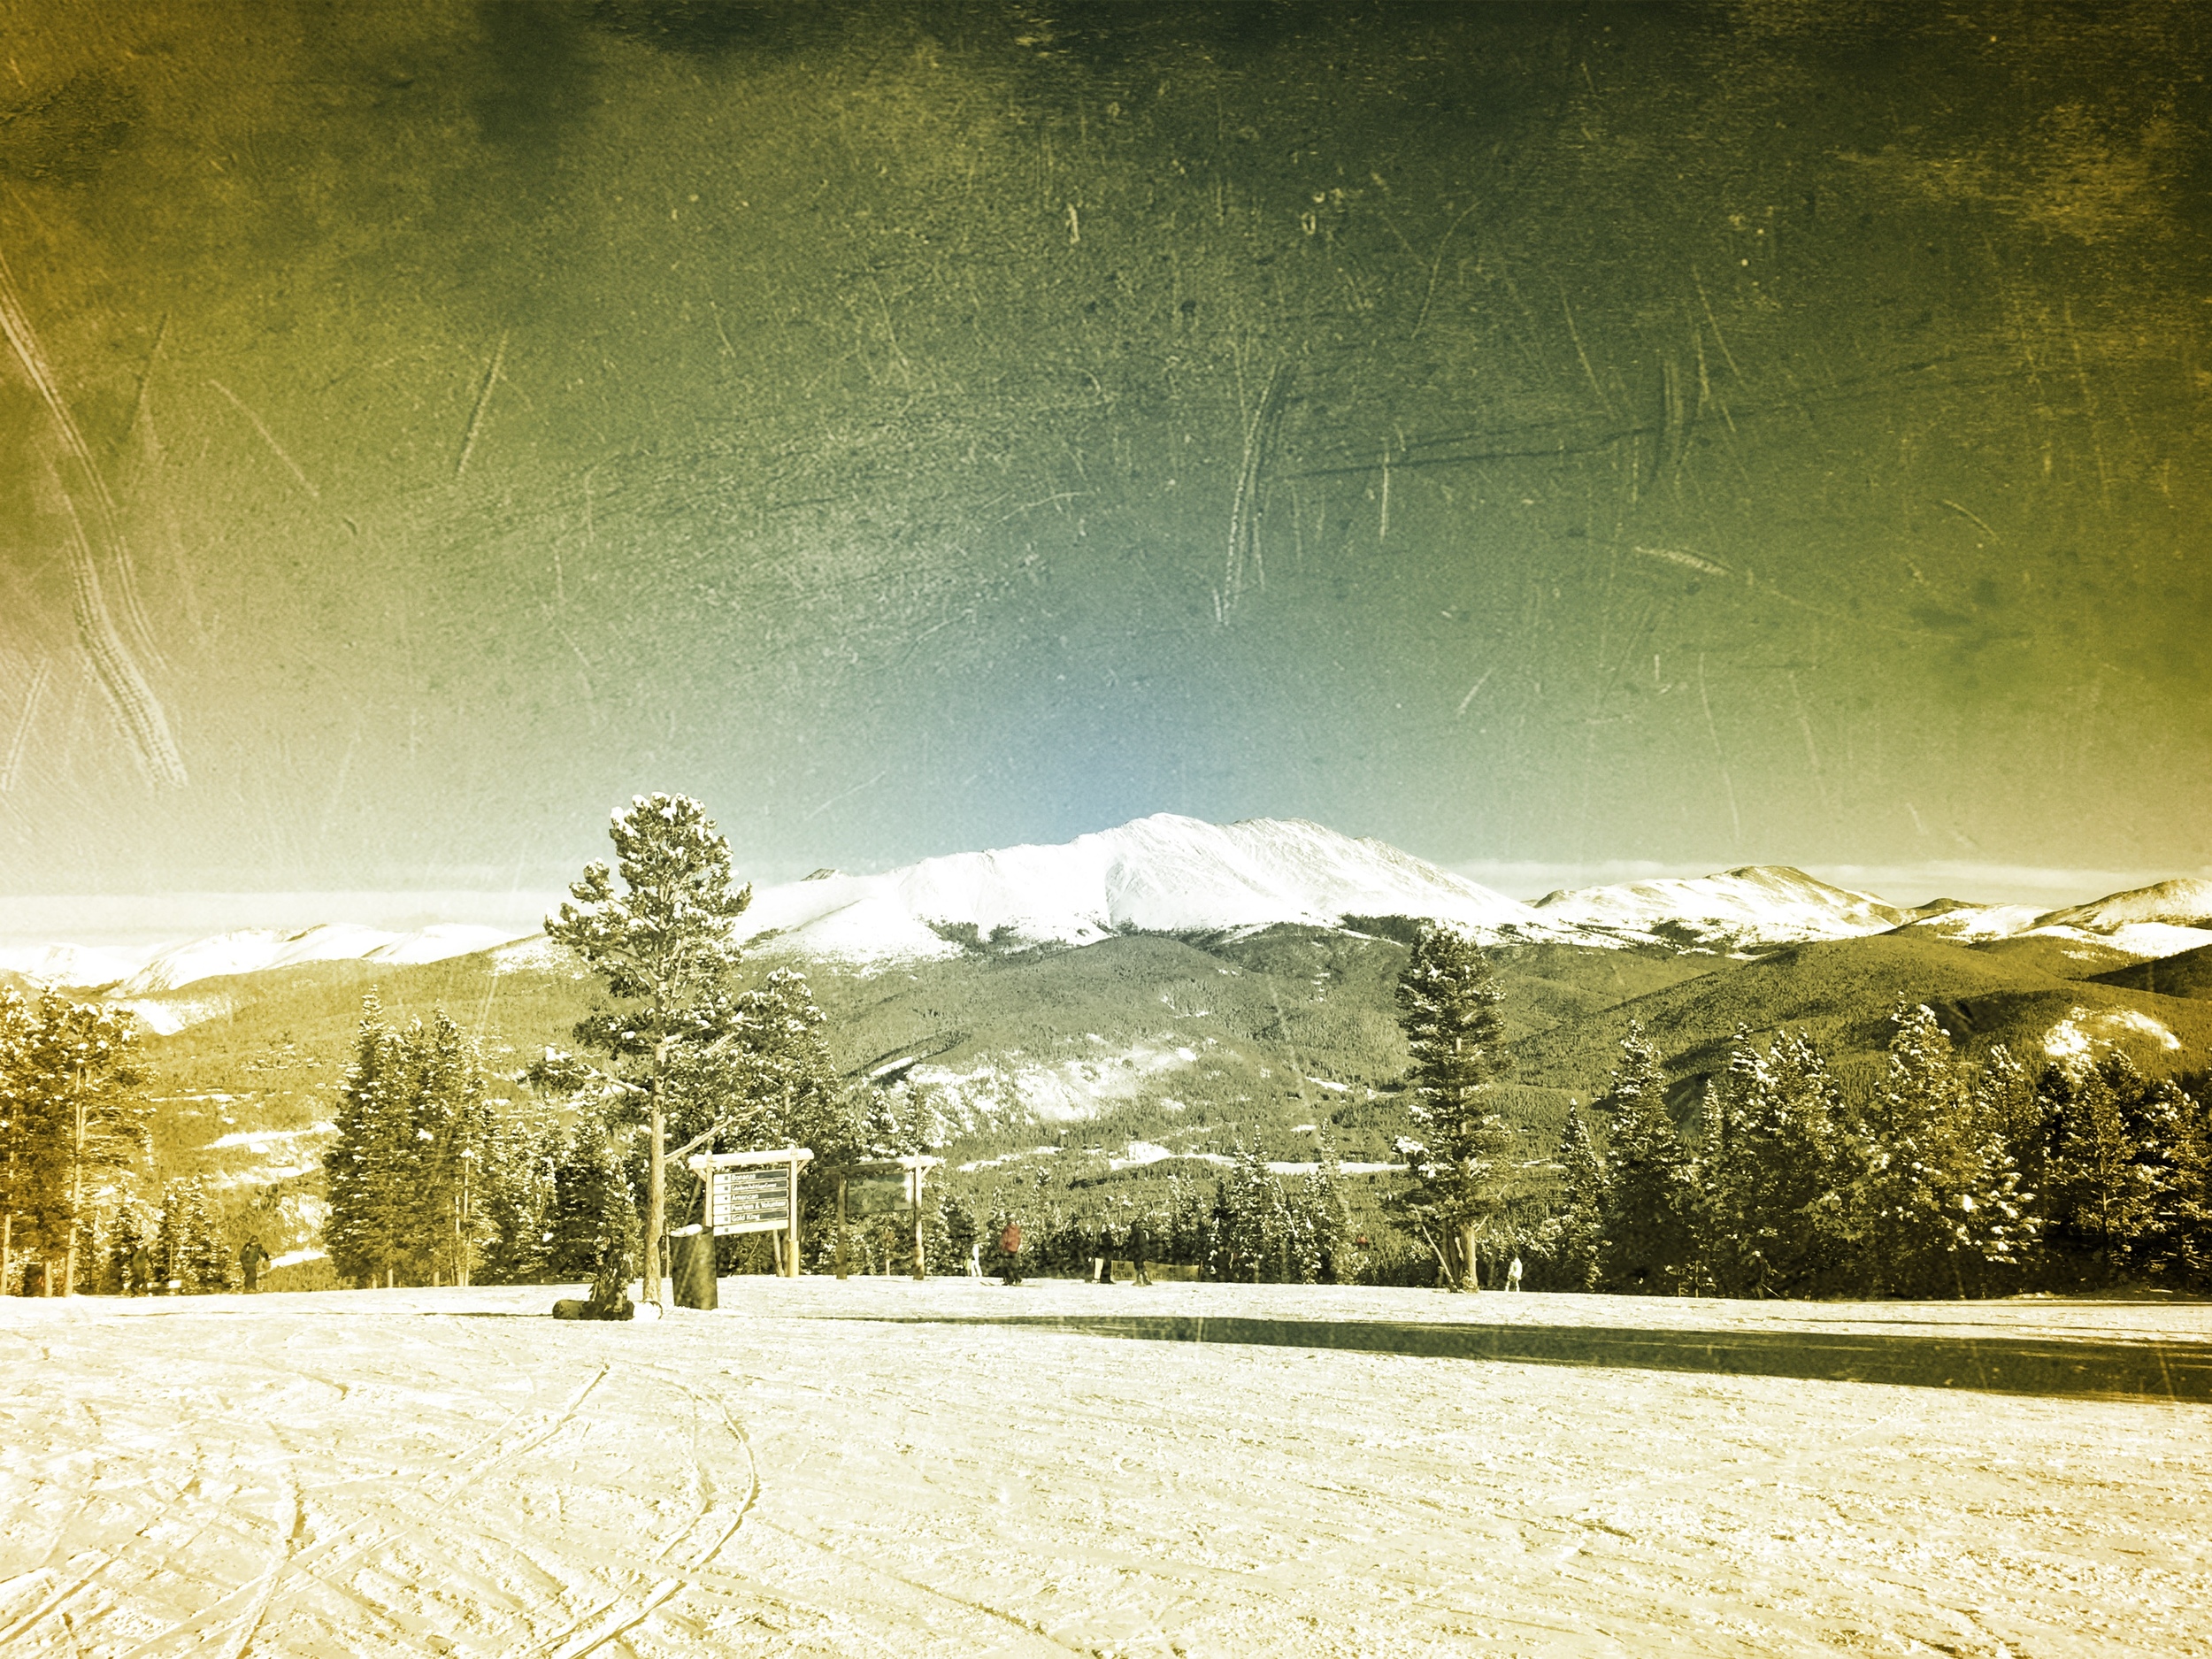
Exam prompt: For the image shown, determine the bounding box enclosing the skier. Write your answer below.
[1507,1254,1524,1293]
[240,1240,270,1293]
[997,1219,1024,1286]
[1129,1217,1152,1286]
[967,1240,984,1279]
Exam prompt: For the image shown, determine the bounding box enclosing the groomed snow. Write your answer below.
[3,1281,2206,1657]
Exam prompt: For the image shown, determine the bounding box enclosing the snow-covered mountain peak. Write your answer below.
[2035,878,2212,933]
[739,813,1573,962]
[1529,864,1907,949]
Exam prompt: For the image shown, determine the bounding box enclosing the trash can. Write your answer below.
[670,1229,718,1310]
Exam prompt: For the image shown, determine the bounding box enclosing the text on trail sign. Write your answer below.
[708,1169,788,1233]
[687,1146,814,1243]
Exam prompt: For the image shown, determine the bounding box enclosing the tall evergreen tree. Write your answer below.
[1852,1003,2030,1297]
[1391,924,1512,1289]
[152,1179,230,1293]
[2044,1052,2161,1279]
[547,794,753,1310]
[324,997,503,1286]
[0,989,36,1294]
[325,995,407,1286]
[2154,1079,2212,1286]
[1693,1026,1770,1295]
[477,1093,564,1285]
[1550,1099,1607,1291]
[0,988,150,1295]
[1594,1022,1694,1293]
[548,1118,640,1302]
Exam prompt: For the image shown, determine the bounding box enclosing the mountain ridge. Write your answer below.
[6,818,2210,1010]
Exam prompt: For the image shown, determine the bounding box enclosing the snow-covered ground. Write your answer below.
[4,1282,2207,1656]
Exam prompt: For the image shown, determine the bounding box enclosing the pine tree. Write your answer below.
[325,996,402,1286]
[2154,1079,2212,1286]
[1594,1022,1694,1293]
[549,1118,639,1302]
[0,990,35,1294]
[2046,1052,2161,1280]
[106,1197,158,1294]
[1551,1099,1606,1291]
[547,794,754,1310]
[151,1180,230,1293]
[1391,925,1512,1289]
[477,1094,563,1285]
[1694,1025,1770,1295]
[324,998,504,1286]
[0,988,151,1295]
[1302,1135,1351,1284]
[1852,1003,2030,1298]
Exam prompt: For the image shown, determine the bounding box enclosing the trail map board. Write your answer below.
[687,1146,814,1277]
[707,1167,789,1234]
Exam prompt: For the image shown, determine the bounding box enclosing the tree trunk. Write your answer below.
[65,1079,86,1298]
[1458,1221,1482,1292]
[645,1082,665,1309]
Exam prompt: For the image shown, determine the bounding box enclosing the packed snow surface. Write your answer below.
[739,814,1573,961]
[3,1281,2207,1658]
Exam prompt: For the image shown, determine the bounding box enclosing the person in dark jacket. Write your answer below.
[1128,1218,1152,1286]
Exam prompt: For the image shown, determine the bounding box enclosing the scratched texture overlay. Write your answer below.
[0,2,2205,896]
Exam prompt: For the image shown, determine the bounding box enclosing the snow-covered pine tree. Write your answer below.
[0,989,36,1295]
[1301,1133,1351,1284]
[477,1092,563,1285]
[548,794,754,1310]
[105,1196,157,1294]
[1743,1030,1859,1295]
[1550,1099,1607,1291]
[1391,924,1512,1290]
[0,988,151,1295]
[180,1181,233,1292]
[1852,1003,2029,1298]
[325,995,410,1287]
[151,1179,229,1293]
[549,1118,639,1304]
[2154,1078,2212,1286]
[1594,1021,1694,1294]
[403,1010,496,1285]
[2044,1052,2162,1281]
[1693,1025,1770,1295]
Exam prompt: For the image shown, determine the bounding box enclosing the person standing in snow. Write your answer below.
[997,1219,1024,1286]
[1507,1254,1524,1293]
[240,1240,270,1293]
[968,1240,984,1279]
[1129,1217,1152,1286]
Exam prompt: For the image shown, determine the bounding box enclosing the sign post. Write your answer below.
[895,1155,942,1279]
[687,1147,815,1277]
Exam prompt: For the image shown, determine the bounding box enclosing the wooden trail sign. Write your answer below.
[687,1147,813,1277]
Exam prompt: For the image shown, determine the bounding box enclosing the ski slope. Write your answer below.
[3,1281,2207,1657]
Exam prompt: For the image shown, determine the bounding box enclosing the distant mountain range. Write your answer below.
[7,818,2211,1018]
[27,818,2205,1221]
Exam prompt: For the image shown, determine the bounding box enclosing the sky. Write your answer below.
[1,0,2207,934]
